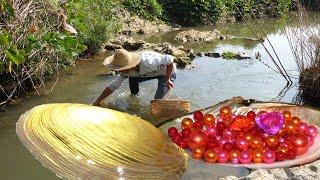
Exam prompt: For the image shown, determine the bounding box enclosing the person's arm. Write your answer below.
[93,87,113,106]
[93,75,126,106]
[166,63,174,88]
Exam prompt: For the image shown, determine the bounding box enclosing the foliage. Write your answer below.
[123,0,163,20]
[222,51,236,59]
[159,0,222,25]
[64,0,121,55]
[0,0,86,105]
[159,0,292,26]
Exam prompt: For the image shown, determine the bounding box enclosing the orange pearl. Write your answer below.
[291,117,301,126]
[192,147,205,159]
[283,111,292,123]
[203,114,215,127]
[277,145,289,154]
[181,118,193,129]
[204,150,218,163]
[229,149,240,159]
[220,106,232,120]
[250,137,263,150]
[252,150,263,163]
[277,128,286,136]
[244,133,253,142]
[265,135,279,149]
[285,123,298,135]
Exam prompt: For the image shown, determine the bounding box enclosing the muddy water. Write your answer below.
[0,14,318,179]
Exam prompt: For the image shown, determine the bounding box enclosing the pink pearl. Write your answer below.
[215,136,222,141]
[307,126,318,138]
[298,122,308,134]
[217,137,227,147]
[236,138,249,151]
[213,147,221,154]
[232,114,237,119]
[307,134,315,146]
[226,138,235,144]
[239,151,252,164]
[205,127,217,138]
[223,129,234,139]
[279,137,286,144]
[263,150,276,163]
[217,150,229,163]
[216,117,224,123]
[261,132,270,139]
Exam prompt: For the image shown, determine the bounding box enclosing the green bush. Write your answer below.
[159,0,222,25]
[64,0,121,55]
[123,0,163,20]
[159,0,292,26]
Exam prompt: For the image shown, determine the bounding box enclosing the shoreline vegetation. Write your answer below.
[0,0,316,109]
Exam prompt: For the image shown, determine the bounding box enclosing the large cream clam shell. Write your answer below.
[16,104,188,179]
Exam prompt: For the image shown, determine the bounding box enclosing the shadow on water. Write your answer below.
[1,13,320,180]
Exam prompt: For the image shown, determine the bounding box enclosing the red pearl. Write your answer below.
[286,148,297,159]
[168,127,178,138]
[276,151,286,161]
[247,111,256,120]
[193,120,204,130]
[297,122,308,134]
[205,127,217,138]
[222,142,234,152]
[177,139,188,149]
[181,128,192,138]
[194,111,204,121]
[290,134,309,156]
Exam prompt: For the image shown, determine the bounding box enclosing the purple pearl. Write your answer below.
[263,150,276,163]
[307,126,318,138]
[239,151,252,164]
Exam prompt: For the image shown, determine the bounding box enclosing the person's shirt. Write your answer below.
[108,51,176,92]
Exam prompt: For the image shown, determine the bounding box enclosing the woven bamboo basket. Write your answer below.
[150,99,190,120]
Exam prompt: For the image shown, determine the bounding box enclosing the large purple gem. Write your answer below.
[255,112,285,135]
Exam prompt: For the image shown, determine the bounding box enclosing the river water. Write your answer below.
[0,14,319,179]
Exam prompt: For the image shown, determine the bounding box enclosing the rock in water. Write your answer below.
[16,104,188,179]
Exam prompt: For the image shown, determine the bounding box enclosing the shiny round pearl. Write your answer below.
[279,137,285,144]
[217,137,227,148]
[216,117,224,123]
[239,151,252,164]
[223,129,234,139]
[307,126,318,138]
[236,138,250,151]
[307,134,315,146]
[217,150,229,163]
[205,127,217,138]
[263,150,276,163]
[231,157,240,164]
[297,122,308,134]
